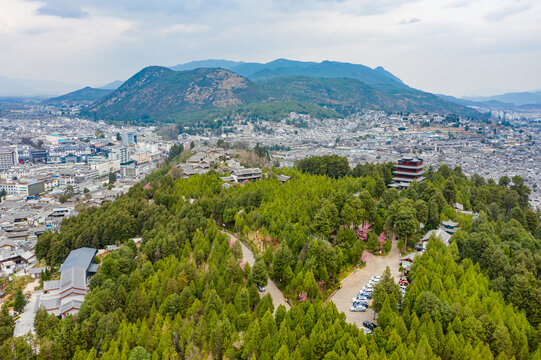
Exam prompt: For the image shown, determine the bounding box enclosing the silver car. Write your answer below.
[350,305,367,312]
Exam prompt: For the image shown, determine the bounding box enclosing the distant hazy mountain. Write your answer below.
[99,80,124,90]
[82,65,478,124]
[170,58,406,89]
[44,86,113,105]
[0,75,80,97]
[463,90,541,106]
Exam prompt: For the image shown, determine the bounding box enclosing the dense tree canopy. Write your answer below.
[9,156,538,359]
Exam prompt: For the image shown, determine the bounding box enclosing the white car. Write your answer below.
[350,305,367,312]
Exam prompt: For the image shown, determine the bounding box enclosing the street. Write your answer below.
[14,279,41,337]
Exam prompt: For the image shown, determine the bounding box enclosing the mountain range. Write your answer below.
[170,59,407,90]
[79,59,481,124]
[462,90,541,106]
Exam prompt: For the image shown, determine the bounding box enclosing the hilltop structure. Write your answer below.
[390,155,425,190]
[40,247,98,318]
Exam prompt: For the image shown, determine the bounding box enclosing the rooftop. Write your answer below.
[59,247,97,272]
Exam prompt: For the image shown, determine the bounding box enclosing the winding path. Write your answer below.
[226,231,290,312]
[226,230,402,324]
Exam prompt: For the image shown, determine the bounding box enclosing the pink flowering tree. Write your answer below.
[355,223,371,241]
[361,250,372,263]
[298,292,308,302]
[378,232,386,251]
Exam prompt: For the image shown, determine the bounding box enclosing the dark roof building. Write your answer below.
[41,247,97,318]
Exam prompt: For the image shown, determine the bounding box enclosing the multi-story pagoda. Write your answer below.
[389,154,425,190]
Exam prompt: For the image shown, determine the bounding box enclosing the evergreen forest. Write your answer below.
[2,156,540,359]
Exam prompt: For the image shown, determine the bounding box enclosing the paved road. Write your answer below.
[227,232,290,312]
[328,240,402,328]
[14,290,41,337]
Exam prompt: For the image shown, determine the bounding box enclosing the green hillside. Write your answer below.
[82,66,257,124]
[2,158,537,358]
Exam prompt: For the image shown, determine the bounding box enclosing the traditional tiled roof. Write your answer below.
[59,299,84,316]
[43,280,60,291]
[421,229,451,246]
[41,297,60,310]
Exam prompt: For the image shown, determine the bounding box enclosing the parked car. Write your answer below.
[363,321,378,330]
[353,300,369,307]
[414,245,423,252]
[257,284,265,292]
[350,305,367,312]
[359,293,372,299]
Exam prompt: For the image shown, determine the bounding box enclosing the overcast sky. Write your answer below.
[1,0,540,96]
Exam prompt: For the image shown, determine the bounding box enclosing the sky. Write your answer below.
[0,0,540,97]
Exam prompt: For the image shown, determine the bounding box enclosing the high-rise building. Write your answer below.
[120,147,130,164]
[0,147,18,170]
[121,132,137,146]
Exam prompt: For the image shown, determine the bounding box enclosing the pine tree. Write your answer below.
[13,289,26,313]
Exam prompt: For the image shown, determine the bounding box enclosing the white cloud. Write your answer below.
[0,0,539,96]
[399,17,420,24]
[155,23,211,36]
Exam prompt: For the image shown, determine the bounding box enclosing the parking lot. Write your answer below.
[327,240,402,328]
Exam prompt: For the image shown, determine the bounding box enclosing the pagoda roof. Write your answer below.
[393,176,426,183]
[398,154,423,162]
[393,169,425,176]
[394,164,424,170]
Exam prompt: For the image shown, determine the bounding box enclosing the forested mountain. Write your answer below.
[82,66,257,124]
[170,59,407,89]
[81,65,478,125]
[43,86,114,106]
[0,154,538,358]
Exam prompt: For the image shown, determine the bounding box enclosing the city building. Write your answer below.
[390,155,425,189]
[121,132,137,146]
[0,147,18,170]
[0,179,45,196]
